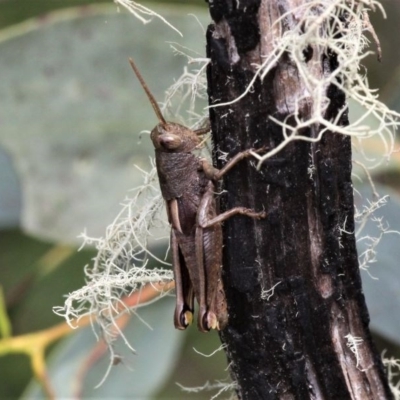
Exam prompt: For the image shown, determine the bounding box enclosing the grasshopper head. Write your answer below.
[129,59,207,154]
[150,122,201,153]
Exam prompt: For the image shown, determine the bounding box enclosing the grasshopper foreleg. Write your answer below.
[193,124,210,136]
[201,148,265,181]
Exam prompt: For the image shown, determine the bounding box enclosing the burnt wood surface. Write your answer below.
[205,1,392,399]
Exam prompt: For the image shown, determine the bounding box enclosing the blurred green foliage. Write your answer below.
[0,0,204,28]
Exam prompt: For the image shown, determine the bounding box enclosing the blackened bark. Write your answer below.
[205,1,392,399]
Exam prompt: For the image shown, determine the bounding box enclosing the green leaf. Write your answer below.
[0,286,11,338]
[356,184,400,345]
[0,4,209,244]
[349,99,400,175]
[21,297,185,399]
[0,148,21,228]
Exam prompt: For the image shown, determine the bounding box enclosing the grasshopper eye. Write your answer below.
[159,134,182,150]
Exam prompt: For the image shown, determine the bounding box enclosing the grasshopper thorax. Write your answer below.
[150,122,201,153]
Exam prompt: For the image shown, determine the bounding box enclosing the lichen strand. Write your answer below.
[54,165,174,355]
[211,0,398,168]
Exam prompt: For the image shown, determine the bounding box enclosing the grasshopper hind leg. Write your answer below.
[172,230,194,329]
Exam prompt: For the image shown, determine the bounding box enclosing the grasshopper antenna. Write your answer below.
[128,57,167,126]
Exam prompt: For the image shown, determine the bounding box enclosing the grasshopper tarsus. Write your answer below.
[130,59,267,332]
[206,311,218,331]
[175,307,193,330]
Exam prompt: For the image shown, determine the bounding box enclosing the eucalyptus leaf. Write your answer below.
[356,184,400,345]
[21,297,185,399]
[0,4,209,244]
[349,100,400,175]
[0,147,21,228]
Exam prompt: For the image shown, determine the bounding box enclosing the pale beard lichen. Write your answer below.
[207,0,399,169]
[53,164,172,337]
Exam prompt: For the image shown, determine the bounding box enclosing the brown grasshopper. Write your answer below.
[129,58,266,332]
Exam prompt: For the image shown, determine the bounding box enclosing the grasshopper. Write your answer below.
[129,58,266,332]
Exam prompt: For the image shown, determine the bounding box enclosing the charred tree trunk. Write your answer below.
[205,1,392,399]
